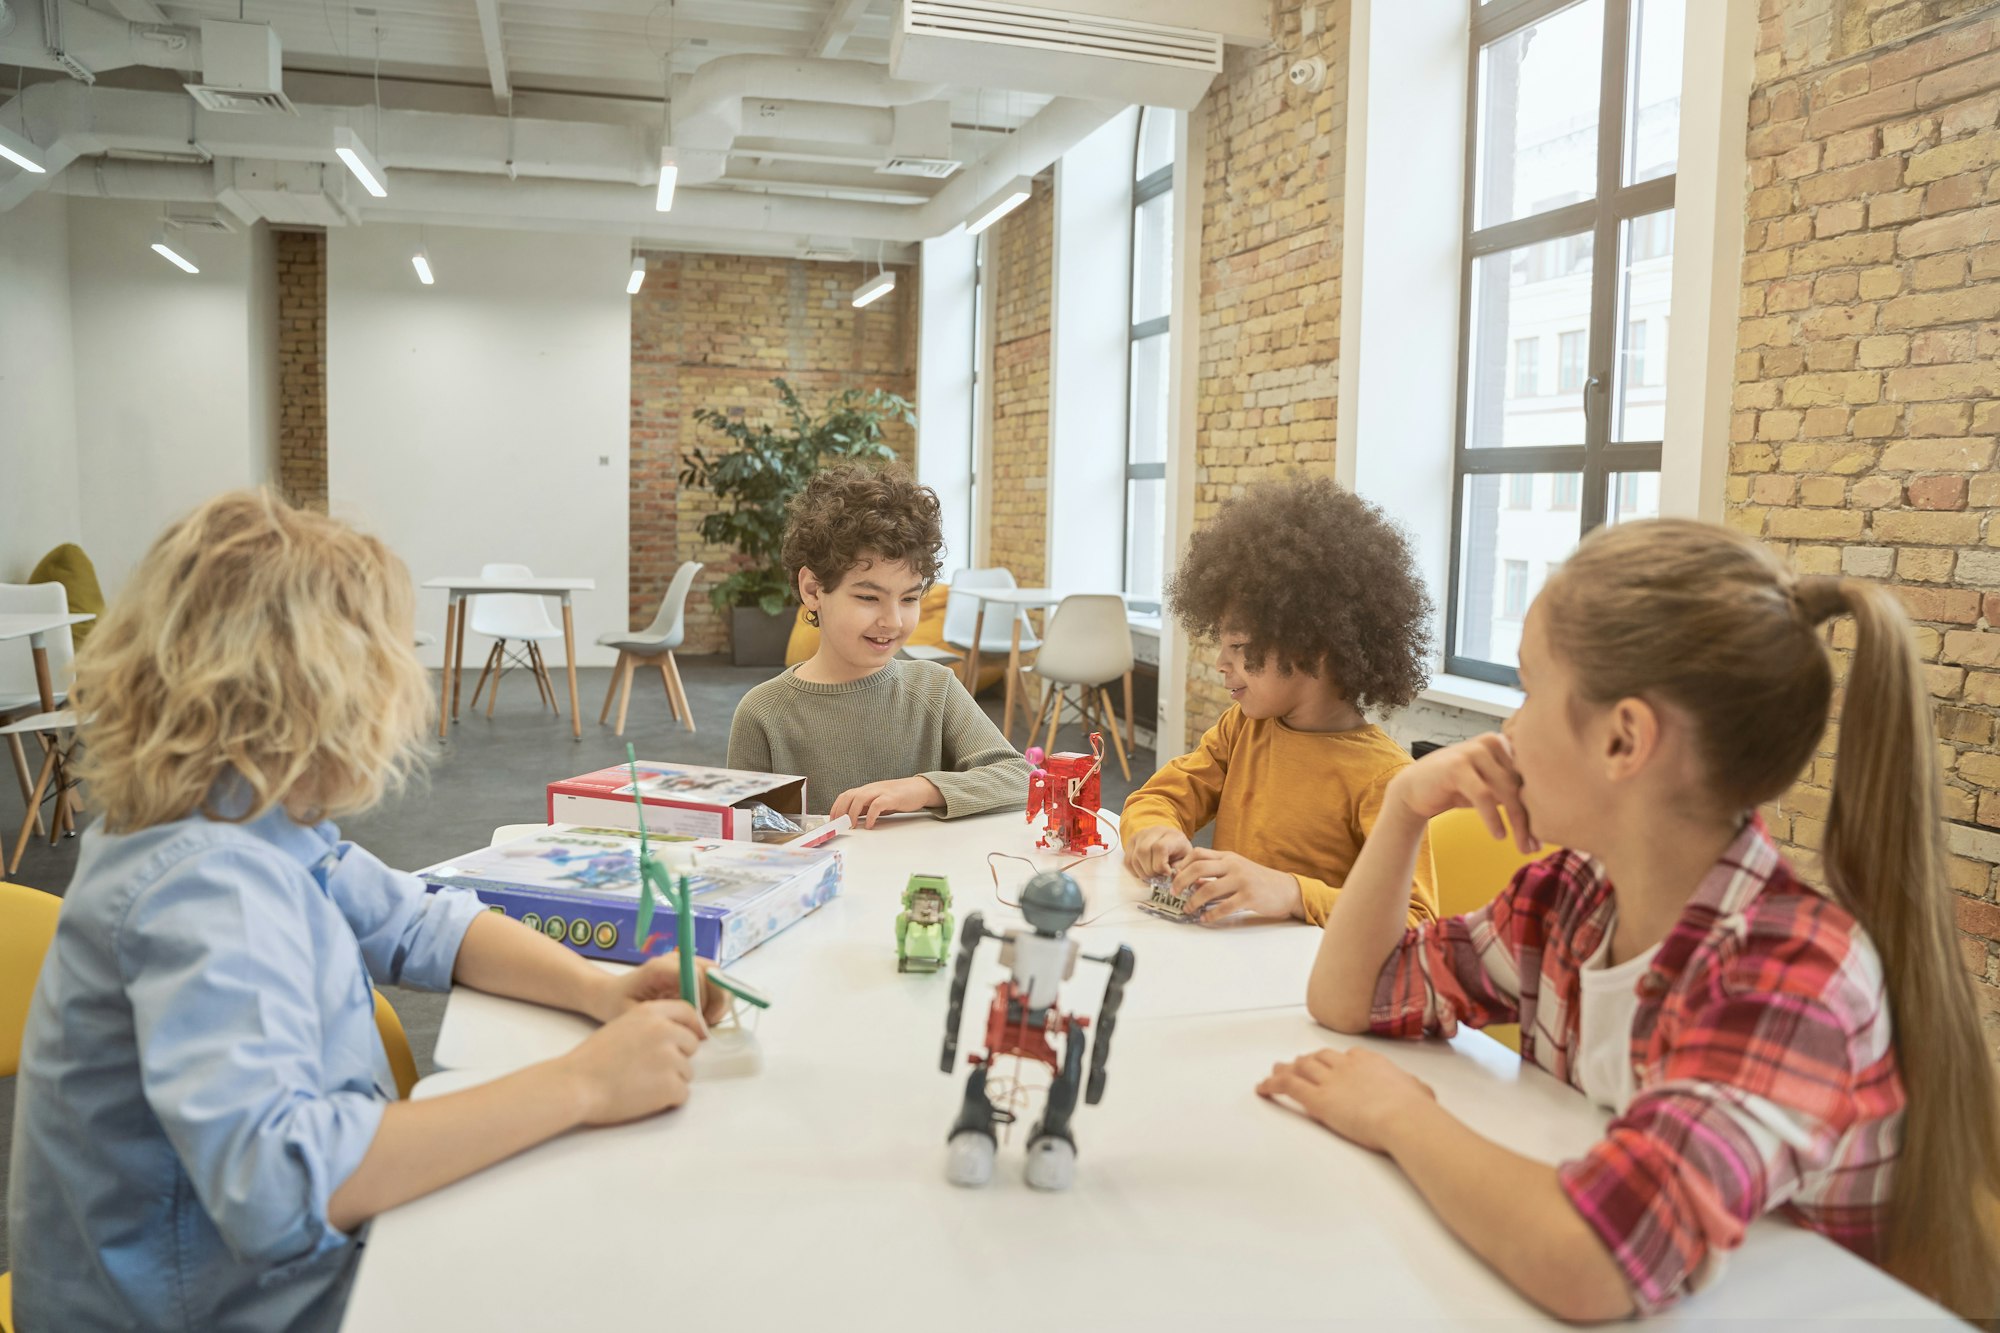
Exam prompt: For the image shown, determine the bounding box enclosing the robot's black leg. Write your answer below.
[945,1064,999,1188]
[1024,1032,1086,1191]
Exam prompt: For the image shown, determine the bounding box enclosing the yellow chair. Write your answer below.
[373,990,420,1100]
[1427,807,1556,1054]
[1,881,62,1333]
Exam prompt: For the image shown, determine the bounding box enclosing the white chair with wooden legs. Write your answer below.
[0,583,76,842]
[464,563,566,719]
[1,710,78,880]
[937,567,1039,690]
[1023,594,1136,781]
[595,561,702,738]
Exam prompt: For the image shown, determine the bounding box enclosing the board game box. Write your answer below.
[545,761,814,842]
[417,825,843,966]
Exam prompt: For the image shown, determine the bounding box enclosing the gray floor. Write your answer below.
[0,657,1153,1272]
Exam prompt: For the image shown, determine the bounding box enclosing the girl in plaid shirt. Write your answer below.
[1262,519,2000,1322]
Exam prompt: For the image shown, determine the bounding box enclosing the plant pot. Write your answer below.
[731,605,793,668]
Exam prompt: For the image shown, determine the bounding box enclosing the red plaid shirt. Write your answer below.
[1370,820,1904,1314]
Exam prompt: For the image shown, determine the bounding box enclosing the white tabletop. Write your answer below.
[349,812,1948,1329]
[421,576,595,594]
[350,1008,1943,1330]
[0,611,94,642]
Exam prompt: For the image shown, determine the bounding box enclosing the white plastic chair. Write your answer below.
[939,567,1042,691]
[595,560,702,737]
[466,563,566,719]
[1024,594,1136,780]
[0,583,75,840]
[0,709,78,878]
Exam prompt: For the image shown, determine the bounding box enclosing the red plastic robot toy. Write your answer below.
[1025,733,1105,855]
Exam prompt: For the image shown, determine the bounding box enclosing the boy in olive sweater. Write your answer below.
[727,465,1027,824]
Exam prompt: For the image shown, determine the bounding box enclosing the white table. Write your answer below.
[422,577,594,741]
[346,814,1949,1328]
[0,612,94,841]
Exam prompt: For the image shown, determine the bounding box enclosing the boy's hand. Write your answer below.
[1256,1047,1437,1154]
[594,953,728,1027]
[1125,825,1194,879]
[1388,733,1539,854]
[1170,849,1303,922]
[564,1001,704,1125]
[829,776,943,829]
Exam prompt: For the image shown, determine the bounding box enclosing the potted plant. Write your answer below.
[680,377,916,666]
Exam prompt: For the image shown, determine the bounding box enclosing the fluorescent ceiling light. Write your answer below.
[851,270,896,308]
[150,225,199,274]
[412,250,434,285]
[963,176,1032,236]
[0,123,47,174]
[655,146,678,213]
[334,126,388,198]
[627,255,647,295]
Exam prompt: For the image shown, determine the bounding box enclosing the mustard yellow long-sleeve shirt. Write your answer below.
[1121,706,1439,927]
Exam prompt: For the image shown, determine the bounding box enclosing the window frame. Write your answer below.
[1444,0,1675,686]
[1122,107,1175,615]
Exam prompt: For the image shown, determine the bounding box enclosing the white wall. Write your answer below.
[67,198,277,596]
[326,224,631,668]
[0,192,82,582]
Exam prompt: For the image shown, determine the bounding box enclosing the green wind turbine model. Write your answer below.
[628,744,699,1007]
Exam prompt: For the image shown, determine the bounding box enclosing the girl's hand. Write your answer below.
[564,1001,704,1124]
[829,776,944,829]
[1389,734,1540,853]
[1126,825,1194,879]
[1171,849,1303,922]
[1256,1047,1438,1153]
[595,953,728,1027]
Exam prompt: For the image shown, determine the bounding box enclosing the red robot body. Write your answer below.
[1025,733,1105,855]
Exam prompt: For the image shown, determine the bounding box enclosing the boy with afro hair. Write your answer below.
[728,463,1028,825]
[1123,475,1439,927]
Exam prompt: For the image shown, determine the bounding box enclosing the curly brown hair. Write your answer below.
[1167,474,1433,711]
[783,462,946,595]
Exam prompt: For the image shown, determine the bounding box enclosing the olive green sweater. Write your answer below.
[726,658,1029,818]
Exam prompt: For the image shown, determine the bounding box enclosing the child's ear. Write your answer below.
[798,567,823,605]
[1601,696,1661,781]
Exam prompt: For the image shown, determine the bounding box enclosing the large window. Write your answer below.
[1123,107,1175,613]
[1447,0,1681,682]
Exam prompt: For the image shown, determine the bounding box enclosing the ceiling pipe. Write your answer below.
[671,55,944,186]
[0,0,199,81]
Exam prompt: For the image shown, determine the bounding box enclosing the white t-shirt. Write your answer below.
[1575,926,1662,1114]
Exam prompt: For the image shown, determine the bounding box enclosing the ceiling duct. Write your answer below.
[672,55,946,186]
[183,20,295,114]
[878,156,959,179]
[891,1,1221,109]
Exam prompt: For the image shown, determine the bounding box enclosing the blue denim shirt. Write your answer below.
[7,803,485,1332]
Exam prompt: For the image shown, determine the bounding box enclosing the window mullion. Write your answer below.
[1580,0,1631,534]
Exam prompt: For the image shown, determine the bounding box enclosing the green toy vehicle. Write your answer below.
[896,874,954,973]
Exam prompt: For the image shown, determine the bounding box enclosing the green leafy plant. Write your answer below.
[679,377,916,616]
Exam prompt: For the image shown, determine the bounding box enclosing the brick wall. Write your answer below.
[275,229,327,513]
[1184,0,1349,739]
[629,251,917,655]
[1733,0,2000,1047]
[987,178,1054,588]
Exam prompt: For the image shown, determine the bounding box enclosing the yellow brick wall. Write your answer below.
[275,229,327,514]
[629,251,917,655]
[1184,0,1349,740]
[987,178,1054,588]
[1734,0,2000,1045]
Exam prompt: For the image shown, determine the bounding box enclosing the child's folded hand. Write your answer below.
[1171,849,1302,922]
[1389,733,1539,854]
[1125,825,1193,879]
[566,1001,705,1125]
[1255,1047,1437,1153]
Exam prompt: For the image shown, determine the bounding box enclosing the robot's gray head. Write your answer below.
[1020,871,1084,935]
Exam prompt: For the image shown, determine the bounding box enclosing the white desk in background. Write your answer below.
[0,611,95,840]
[345,813,1948,1330]
[421,576,594,741]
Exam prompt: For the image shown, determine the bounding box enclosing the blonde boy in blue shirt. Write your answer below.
[7,491,727,1332]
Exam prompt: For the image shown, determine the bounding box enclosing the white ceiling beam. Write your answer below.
[101,0,169,24]
[812,0,873,58]
[473,0,512,112]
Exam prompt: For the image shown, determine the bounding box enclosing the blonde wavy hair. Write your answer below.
[74,489,432,831]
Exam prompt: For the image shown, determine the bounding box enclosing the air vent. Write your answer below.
[163,210,238,234]
[892,1,1221,109]
[878,156,961,179]
[184,86,298,114]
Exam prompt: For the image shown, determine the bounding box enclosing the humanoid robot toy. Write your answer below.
[1024,734,1105,855]
[939,871,1135,1191]
[896,874,954,973]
